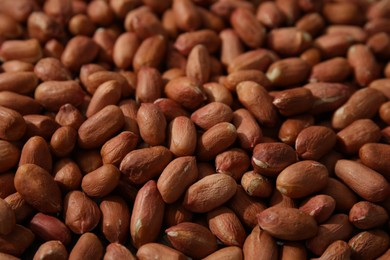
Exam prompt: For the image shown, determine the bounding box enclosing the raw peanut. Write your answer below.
[87,0,114,26]
[203,82,233,106]
[314,34,354,58]
[0,141,20,173]
[332,88,386,130]
[93,28,116,63]
[124,7,166,39]
[164,202,193,227]
[309,57,352,83]
[363,18,390,36]
[257,207,318,241]
[277,161,328,199]
[313,240,351,260]
[0,13,23,38]
[279,114,314,146]
[113,32,139,69]
[136,243,187,260]
[2,60,34,73]
[296,13,325,37]
[380,101,390,124]
[162,68,186,83]
[162,9,178,39]
[272,87,314,116]
[304,82,352,115]
[236,81,278,127]
[369,78,390,99]
[321,178,358,212]
[210,0,254,19]
[68,233,103,260]
[173,0,201,32]
[367,32,390,58]
[306,214,354,256]
[119,99,139,135]
[220,29,244,66]
[130,180,165,248]
[53,158,82,192]
[104,243,136,260]
[50,126,77,157]
[19,136,52,173]
[183,173,237,213]
[136,67,163,103]
[256,1,285,29]
[228,49,276,74]
[0,225,34,257]
[34,57,71,81]
[0,172,15,199]
[326,25,367,43]
[300,47,322,67]
[4,192,34,223]
[61,36,99,71]
[0,198,15,235]
[275,0,300,24]
[299,195,336,223]
[191,102,232,130]
[319,151,343,176]
[81,164,121,198]
[186,44,210,84]
[63,190,101,234]
[241,171,273,198]
[280,242,307,260]
[215,148,250,180]
[196,122,237,161]
[203,246,243,260]
[0,72,38,94]
[198,7,225,32]
[133,34,167,71]
[323,2,363,25]
[167,116,196,156]
[268,28,311,56]
[15,164,61,214]
[86,80,122,117]
[120,146,172,185]
[266,58,310,87]
[166,222,218,259]
[207,207,246,247]
[0,106,25,141]
[43,39,64,59]
[78,105,124,149]
[33,241,68,260]
[23,114,59,140]
[55,104,84,130]
[359,143,390,180]
[0,39,42,63]
[335,159,390,202]
[349,201,388,229]
[157,156,198,203]
[75,149,103,174]
[295,126,336,160]
[336,119,381,154]
[100,196,130,244]
[225,70,272,92]
[348,230,389,260]
[269,188,296,208]
[252,142,298,177]
[0,91,41,115]
[101,131,138,166]
[377,249,390,260]
[347,44,380,86]
[231,8,265,48]
[174,29,221,55]
[137,103,166,146]
[232,108,262,150]
[68,14,95,36]
[243,225,278,260]
[154,98,190,121]
[165,77,205,111]
[28,213,71,245]
[43,0,72,25]
[84,70,129,96]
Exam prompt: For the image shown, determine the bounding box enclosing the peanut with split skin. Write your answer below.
[1,0,390,259]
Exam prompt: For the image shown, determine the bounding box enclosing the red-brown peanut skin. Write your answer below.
[191,102,233,130]
[63,190,101,234]
[257,207,318,241]
[359,143,390,181]
[68,232,103,260]
[335,159,390,202]
[50,126,77,157]
[349,201,389,229]
[232,108,262,150]
[167,116,197,157]
[0,198,15,235]
[0,106,26,142]
[280,242,307,260]
[130,180,165,249]
[306,214,354,256]
[203,246,243,260]
[100,196,130,244]
[295,126,337,160]
[81,164,121,198]
[14,164,62,214]
[252,142,298,177]
[299,195,336,223]
[215,148,250,181]
[33,240,68,260]
[279,114,314,146]
[321,178,358,213]
[104,243,136,260]
[53,159,81,192]
[183,173,237,213]
[100,131,138,166]
[243,225,278,260]
[28,213,71,245]
[277,160,329,199]
[0,225,35,257]
[348,230,390,260]
[136,243,187,260]
[157,156,198,204]
[19,136,52,173]
[312,240,351,260]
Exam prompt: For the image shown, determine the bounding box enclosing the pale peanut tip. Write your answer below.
[167,231,178,237]
[266,67,281,83]
[253,158,269,168]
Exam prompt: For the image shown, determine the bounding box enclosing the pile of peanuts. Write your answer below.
[1,0,390,259]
